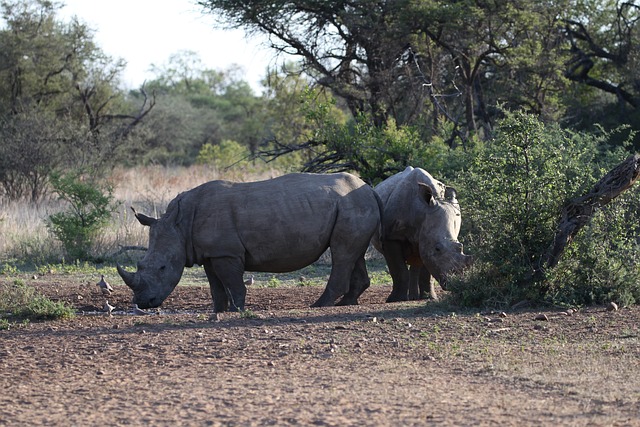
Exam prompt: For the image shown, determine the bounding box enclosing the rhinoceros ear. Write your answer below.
[444,186,458,202]
[130,207,157,227]
[417,182,436,205]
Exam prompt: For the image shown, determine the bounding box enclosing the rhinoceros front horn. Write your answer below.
[117,264,135,288]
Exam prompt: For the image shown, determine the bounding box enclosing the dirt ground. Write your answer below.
[1,275,640,426]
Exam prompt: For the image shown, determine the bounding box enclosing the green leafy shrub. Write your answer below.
[46,172,118,261]
[448,111,633,307]
[0,279,74,321]
[547,190,640,307]
[196,139,249,169]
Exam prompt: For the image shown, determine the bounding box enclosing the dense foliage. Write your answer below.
[443,112,640,307]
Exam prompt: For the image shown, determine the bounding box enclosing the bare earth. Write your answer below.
[1,276,640,426]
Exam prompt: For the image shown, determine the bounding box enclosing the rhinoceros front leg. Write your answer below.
[204,262,229,313]
[412,266,438,301]
[336,256,370,306]
[408,265,421,300]
[204,257,247,312]
[383,240,411,302]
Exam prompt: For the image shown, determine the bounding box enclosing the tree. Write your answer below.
[141,51,268,165]
[199,1,575,144]
[0,0,154,199]
[561,0,640,146]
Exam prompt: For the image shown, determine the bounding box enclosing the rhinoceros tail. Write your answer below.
[373,190,385,248]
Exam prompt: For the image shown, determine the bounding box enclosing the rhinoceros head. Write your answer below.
[117,207,186,309]
[417,183,472,288]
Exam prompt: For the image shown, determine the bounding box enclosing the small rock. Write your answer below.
[534,313,549,321]
[606,302,619,312]
[566,308,575,315]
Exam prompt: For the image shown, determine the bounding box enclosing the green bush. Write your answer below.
[0,279,75,322]
[547,190,640,307]
[196,139,249,169]
[448,111,635,307]
[46,172,118,261]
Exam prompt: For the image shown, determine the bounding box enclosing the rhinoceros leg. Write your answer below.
[408,265,421,300]
[383,240,411,302]
[336,256,370,306]
[312,244,367,308]
[311,260,353,307]
[204,262,229,313]
[205,257,247,312]
[418,268,439,301]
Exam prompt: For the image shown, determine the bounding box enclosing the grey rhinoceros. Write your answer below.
[372,166,472,302]
[117,172,381,312]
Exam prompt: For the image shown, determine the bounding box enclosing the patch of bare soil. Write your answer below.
[1,277,640,426]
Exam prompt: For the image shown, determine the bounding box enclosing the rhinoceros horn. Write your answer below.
[117,264,135,288]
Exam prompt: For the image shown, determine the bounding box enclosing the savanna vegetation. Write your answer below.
[2,0,640,316]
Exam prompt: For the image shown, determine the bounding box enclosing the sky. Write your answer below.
[58,0,274,91]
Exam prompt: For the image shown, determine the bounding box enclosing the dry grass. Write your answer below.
[0,165,284,266]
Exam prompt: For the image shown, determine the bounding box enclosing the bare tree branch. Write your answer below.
[543,154,640,271]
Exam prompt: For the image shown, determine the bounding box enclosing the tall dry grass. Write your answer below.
[0,165,284,266]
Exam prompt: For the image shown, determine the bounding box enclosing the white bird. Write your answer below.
[96,275,113,296]
[244,275,255,286]
[103,300,115,316]
[132,304,150,315]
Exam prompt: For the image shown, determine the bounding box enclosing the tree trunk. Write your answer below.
[543,154,640,271]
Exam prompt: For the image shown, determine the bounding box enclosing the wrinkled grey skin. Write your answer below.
[372,166,472,302]
[117,173,381,312]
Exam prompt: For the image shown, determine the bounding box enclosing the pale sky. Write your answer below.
[58,0,274,91]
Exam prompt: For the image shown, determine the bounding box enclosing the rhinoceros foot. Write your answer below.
[335,296,358,306]
[385,292,409,303]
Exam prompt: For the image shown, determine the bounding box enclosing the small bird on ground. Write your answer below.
[97,275,113,296]
[103,300,115,316]
[244,275,255,286]
[132,304,150,315]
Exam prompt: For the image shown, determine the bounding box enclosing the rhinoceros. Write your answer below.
[117,172,381,312]
[372,166,472,302]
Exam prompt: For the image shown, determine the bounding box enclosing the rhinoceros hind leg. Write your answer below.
[312,257,358,307]
[336,257,370,306]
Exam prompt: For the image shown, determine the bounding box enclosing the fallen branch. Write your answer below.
[543,153,640,271]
